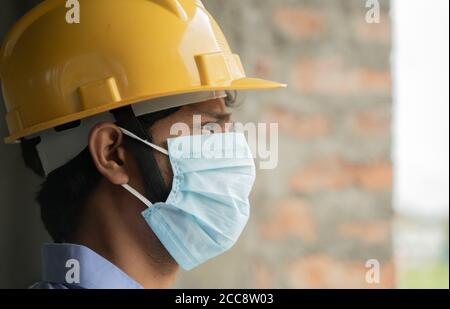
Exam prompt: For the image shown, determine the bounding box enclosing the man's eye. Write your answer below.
[201,123,220,134]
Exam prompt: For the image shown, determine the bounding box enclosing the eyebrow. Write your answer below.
[198,110,233,122]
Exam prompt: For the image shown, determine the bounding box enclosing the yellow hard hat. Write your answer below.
[0,0,285,144]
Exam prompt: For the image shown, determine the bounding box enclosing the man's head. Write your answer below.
[3,0,284,287]
[22,92,237,271]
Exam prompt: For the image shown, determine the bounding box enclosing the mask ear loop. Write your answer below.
[119,128,169,156]
[122,184,153,208]
[119,127,170,208]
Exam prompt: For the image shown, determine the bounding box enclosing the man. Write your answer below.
[0,0,284,288]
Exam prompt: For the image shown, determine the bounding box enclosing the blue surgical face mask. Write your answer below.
[119,128,256,271]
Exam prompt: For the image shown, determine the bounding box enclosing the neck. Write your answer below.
[70,180,178,288]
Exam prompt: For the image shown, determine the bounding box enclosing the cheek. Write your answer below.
[124,152,148,197]
[154,151,173,188]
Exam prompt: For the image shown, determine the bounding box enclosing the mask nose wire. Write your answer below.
[119,127,169,156]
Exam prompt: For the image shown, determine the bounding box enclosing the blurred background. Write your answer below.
[0,0,448,288]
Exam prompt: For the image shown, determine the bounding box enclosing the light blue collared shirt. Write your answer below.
[30,243,143,289]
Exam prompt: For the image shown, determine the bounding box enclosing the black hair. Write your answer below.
[36,148,100,243]
[22,91,238,242]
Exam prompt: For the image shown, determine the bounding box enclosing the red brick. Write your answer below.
[295,58,391,95]
[290,158,353,193]
[260,198,317,243]
[287,254,395,288]
[338,221,390,245]
[357,160,393,191]
[274,7,325,39]
[290,158,392,192]
[354,13,391,44]
[264,106,330,140]
[358,69,392,92]
[253,260,274,289]
[353,108,390,136]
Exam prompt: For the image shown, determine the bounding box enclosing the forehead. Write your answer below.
[180,98,227,114]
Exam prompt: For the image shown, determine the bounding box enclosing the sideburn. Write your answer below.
[123,137,171,204]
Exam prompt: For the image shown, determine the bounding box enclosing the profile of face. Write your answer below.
[84,98,233,276]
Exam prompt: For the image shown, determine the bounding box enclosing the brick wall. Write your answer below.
[175,0,394,288]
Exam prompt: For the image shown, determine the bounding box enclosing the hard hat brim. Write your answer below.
[4,78,286,144]
[230,78,287,90]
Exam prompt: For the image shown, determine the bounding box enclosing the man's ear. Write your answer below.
[88,122,129,185]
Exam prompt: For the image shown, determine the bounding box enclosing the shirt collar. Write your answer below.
[42,243,143,289]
